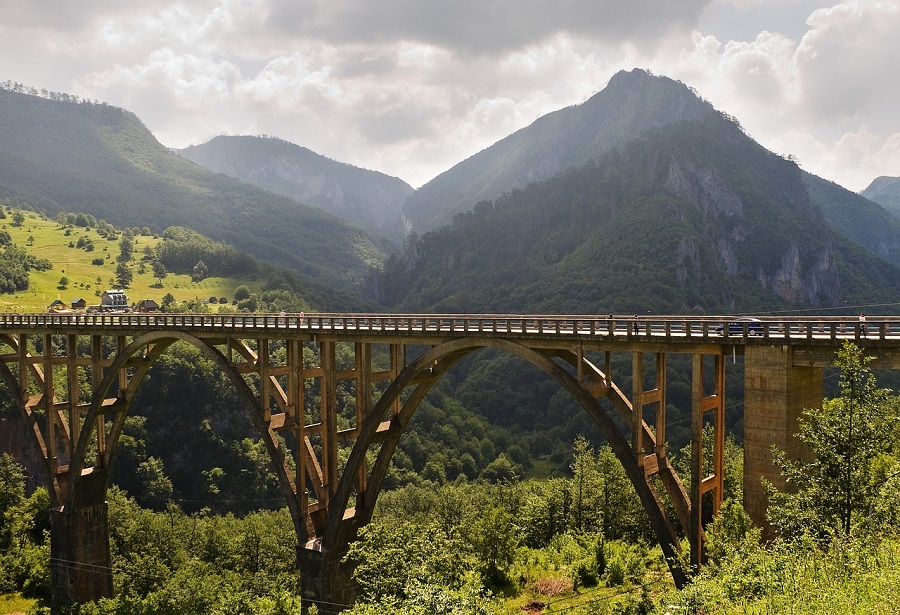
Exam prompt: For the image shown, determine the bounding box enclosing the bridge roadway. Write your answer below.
[1,312,899,610]
[4,310,900,344]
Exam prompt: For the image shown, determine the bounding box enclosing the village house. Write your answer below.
[137,299,159,312]
[100,289,129,310]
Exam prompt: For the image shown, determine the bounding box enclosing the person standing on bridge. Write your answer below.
[859,313,867,337]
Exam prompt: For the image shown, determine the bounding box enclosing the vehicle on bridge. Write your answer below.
[715,317,764,336]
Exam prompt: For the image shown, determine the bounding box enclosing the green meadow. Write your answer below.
[1,209,257,313]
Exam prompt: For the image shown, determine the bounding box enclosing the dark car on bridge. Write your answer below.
[715,317,764,336]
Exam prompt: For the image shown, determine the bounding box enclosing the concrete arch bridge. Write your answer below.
[1,312,899,610]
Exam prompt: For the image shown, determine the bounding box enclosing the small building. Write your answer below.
[137,299,159,313]
[71,297,87,310]
[100,289,129,310]
[48,299,66,312]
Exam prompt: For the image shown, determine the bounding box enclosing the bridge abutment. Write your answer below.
[743,346,822,536]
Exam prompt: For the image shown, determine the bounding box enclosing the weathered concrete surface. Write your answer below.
[743,345,822,536]
[50,502,114,605]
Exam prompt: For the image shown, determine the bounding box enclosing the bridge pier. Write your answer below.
[50,500,114,605]
[743,346,822,535]
[298,545,359,612]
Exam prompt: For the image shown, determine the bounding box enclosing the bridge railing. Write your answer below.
[1,313,899,341]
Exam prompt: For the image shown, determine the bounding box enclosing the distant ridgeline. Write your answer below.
[0,83,387,294]
[0,80,109,105]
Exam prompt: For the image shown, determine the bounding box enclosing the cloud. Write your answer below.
[2,0,898,192]
[1,0,159,31]
[261,0,713,55]
[649,0,900,191]
[797,1,900,125]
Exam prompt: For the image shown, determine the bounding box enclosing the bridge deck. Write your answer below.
[2,312,897,347]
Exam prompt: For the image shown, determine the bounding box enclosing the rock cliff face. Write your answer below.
[666,156,841,307]
[762,243,841,305]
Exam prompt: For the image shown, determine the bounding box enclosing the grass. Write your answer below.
[525,458,561,480]
[1,209,258,312]
[0,593,35,614]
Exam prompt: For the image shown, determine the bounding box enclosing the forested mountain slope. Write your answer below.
[861,175,900,218]
[401,68,717,233]
[803,173,900,267]
[0,87,385,289]
[177,135,412,243]
[374,112,900,315]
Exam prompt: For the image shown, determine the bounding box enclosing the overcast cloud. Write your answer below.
[1,0,898,192]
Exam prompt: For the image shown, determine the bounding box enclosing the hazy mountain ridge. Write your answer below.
[400,68,718,234]
[177,136,413,242]
[372,113,900,315]
[0,88,385,290]
[861,175,900,218]
[804,174,900,267]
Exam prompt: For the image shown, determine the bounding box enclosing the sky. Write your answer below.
[1,0,899,193]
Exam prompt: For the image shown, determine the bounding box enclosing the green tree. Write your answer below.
[119,235,134,260]
[115,262,133,288]
[345,520,477,602]
[470,505,518,584]
[768,341,899,539]
[191,259,208,282]
[0,454,25,548]
[152,260,167,287]
[11,210,24,227]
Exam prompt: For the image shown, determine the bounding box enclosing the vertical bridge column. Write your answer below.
[690,353,725,570]
[50,477,114,605]
[743,346,822,534]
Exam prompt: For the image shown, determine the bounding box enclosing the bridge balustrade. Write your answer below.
[2,312,898,340]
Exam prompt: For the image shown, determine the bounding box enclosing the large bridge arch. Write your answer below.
[312,337,690,600]
[67,331,305,534]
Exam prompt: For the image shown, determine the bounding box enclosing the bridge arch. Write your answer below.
[324,337,689,590]
[67,331,304,536]
[0,334,56,492]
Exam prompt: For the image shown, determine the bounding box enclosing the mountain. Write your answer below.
[0,86,385,290]
[804,174,900,267]
[176,136,413,242]
[371,110,900,315]
[861,176,900,218]
[400,69,717,234]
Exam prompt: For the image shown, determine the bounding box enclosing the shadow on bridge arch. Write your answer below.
[321,337,690,598]
[67,330,305,535]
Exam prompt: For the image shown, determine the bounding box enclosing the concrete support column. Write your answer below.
[743,346,822,534]
[50,502,114,606]
[298,546,358,613]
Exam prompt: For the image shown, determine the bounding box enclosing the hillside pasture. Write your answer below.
[0,209,258,312]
